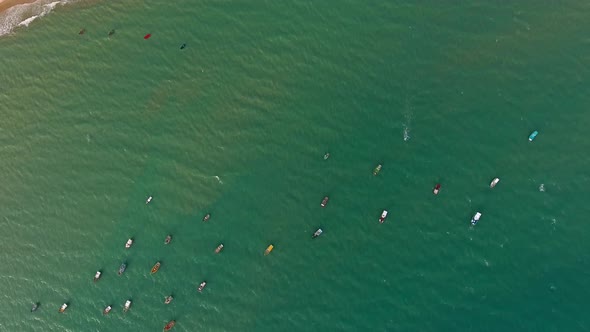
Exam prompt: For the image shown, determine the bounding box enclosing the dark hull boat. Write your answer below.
[203,213,211,222]
[163,320,176,331]
[118,263,127,276]
[151,262,161,274]
[164,235,172,244]
[320,196,329,207]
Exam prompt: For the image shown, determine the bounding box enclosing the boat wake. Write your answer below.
[0,0,75,37]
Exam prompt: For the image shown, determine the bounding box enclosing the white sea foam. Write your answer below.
[0,0,75,37]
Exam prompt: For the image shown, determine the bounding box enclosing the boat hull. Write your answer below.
[264,245,274,255]
[151,262,161,274]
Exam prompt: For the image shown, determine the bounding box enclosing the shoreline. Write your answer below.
[0,0,37,13]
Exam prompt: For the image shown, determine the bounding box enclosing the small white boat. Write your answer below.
[379,210,388,223]
[123,300,132,313]
[125,239,133,249]
[198,281,207,292]
[471,212,482,225]
[312,228,323,238]
[93,271,101,282]
[59,303,68,313]
[490,178,500,188]
[103,305,112,315]
[146,196,153,204]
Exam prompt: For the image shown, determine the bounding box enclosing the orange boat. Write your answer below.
[264,244,274,256]
[163,320,176,331]
[151,262,161,274]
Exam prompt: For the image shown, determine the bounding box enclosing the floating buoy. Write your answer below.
[144,33,152,39]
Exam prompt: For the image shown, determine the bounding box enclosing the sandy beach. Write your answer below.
[0,0,36,13]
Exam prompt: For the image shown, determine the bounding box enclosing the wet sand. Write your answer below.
[0,0,37,13]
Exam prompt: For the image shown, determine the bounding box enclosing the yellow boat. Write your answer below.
[264,244,274,256]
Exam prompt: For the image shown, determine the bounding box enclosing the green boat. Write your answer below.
[373,164,382,176]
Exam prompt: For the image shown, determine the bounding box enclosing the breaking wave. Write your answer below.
[0,0,75,37]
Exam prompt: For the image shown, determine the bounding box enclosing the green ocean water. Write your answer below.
[1,1,590,331]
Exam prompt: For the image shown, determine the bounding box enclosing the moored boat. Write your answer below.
[490,178,500,188]
[214,243,224,253]
[379,210,388,224]
[373,164,382,176]
[125,238,133,249]
[324,152,330,160]
[198,281,207,292]
[529,130,538,142]
[118,263,127,276]
[146,196,153,204]
[320,196,329,207]
[59,303,68,313]
[164,296,173,304]
[94,271,102,282]
[164,235,172,244]
[31,302,39,312]
[123,300,131,313]
[264,244,274,256]
[151,262,161,274]
[103,305,112,315]
[433,183,441,195]
[203,213,211,222]
[163,320,176,331]
[471,212,482,226]
[312,228,323,239]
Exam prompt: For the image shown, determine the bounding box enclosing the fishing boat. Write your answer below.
[59,303,68,313]
[379,210,388,224]
[146,196,153,204]
[118,263,127,276]
[214,243,224,253]
[164,296,173,304]
[198,281,207,292]
[103,305,112,315]
[78,28,85,35]
[312,228,323,238]
[180,43,186,49]
[31,302,39,312]
[373,164,382,176]
[471,212,482,226]
[320,196,329,207]
[144,33,152,39]
[264,244,274,256]
[164,235,172,245]
[123,300,132,313]
[490,178,500,188]
[529,130,538,142]
[163,320,176,331]
[324,152,330,160]
[125,238,133,249]
[433,183,441,195]
[94,271,102,282]
[203,213,211,222]
[151,262,161,274]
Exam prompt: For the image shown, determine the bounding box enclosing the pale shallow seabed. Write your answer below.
[1,1,590,332]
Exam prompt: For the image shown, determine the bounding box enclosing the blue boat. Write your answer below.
[528,131,538,141]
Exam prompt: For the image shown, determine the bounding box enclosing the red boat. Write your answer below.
[144,33,152,39]
[163,320,176,331]
[320,196,329,207]
[433,184,441,195]
[151,262,161,274]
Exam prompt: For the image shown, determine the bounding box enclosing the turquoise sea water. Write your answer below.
[1,1,590,331]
